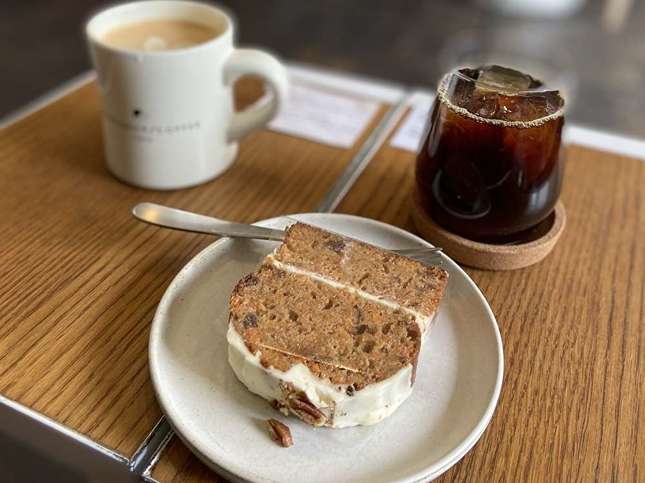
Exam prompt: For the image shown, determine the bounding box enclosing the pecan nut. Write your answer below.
[287,397,327,426]
[325,239,345,254]
[266,418,293,448]
[242,313,258,328]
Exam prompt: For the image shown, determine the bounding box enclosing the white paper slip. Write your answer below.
[389,98,434,153]
[268,82,381,149]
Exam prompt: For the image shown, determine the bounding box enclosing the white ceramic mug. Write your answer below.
[86,1,288,189]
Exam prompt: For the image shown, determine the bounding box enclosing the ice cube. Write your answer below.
[448,66,563,122]
[476,65,537,93]
[468,91,500,119]
[512,91,563,121]
[540,90,564,116]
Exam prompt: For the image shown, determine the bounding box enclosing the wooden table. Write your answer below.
[0,66,643,482]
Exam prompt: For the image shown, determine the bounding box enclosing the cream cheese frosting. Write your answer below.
[227,324,414,428]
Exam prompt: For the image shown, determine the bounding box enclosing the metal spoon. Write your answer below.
[132,202,442,258]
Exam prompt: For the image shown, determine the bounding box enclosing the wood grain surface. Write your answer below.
[151,135,644,481]
[0,78,388,458]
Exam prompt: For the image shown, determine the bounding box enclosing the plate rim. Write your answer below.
[149,212,504,482]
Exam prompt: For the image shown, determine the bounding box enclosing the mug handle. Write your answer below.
[224,49,288,141]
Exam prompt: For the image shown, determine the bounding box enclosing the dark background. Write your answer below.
[2,0,645,137]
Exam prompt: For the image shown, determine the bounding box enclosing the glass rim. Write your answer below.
[436,68,565,127]
[442,67,563,98]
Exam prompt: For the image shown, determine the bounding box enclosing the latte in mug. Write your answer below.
[86,1,288,190]
[102,19,220,51]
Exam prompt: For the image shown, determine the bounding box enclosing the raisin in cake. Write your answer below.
[227,223,448,428]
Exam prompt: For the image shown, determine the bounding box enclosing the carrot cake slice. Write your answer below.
[227,222,448,428]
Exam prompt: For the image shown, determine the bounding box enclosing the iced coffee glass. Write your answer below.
[415,65,565,243]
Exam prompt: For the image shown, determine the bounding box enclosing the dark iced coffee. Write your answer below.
[415,65,565,243]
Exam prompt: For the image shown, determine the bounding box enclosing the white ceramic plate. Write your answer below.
[149,214,503,483]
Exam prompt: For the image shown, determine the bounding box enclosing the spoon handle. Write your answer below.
[132,203,286,241]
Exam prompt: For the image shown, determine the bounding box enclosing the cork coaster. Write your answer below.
[411,191,566,271]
